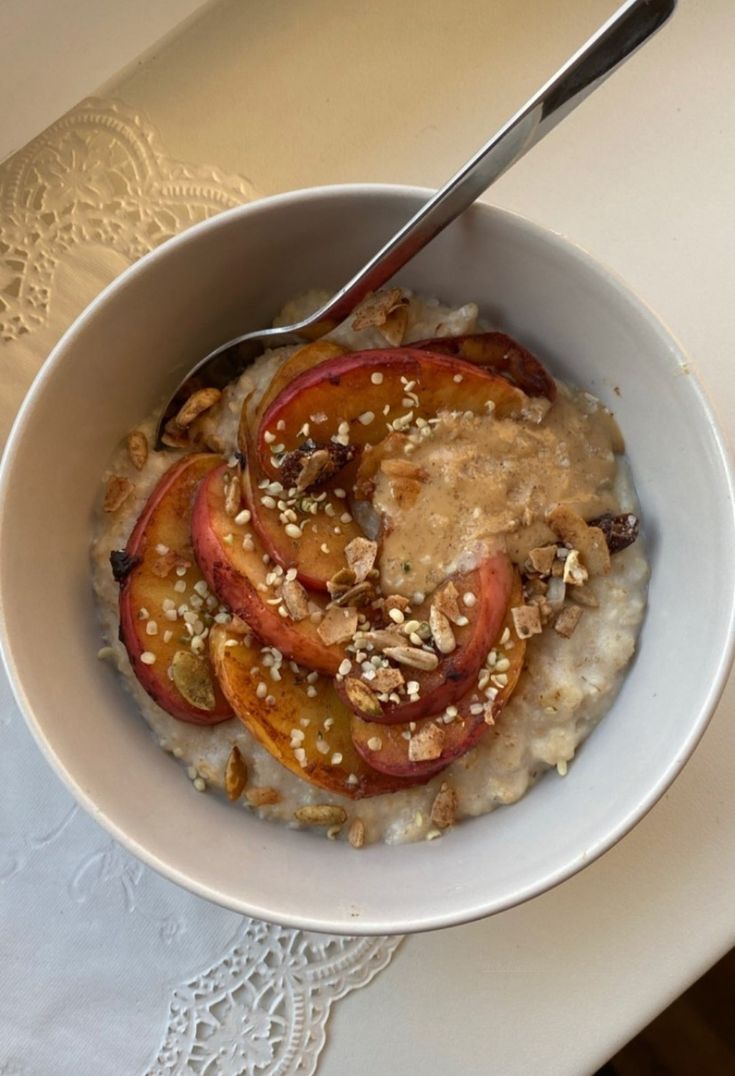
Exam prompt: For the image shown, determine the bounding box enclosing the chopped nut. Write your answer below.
[430,782,458,829]
[429,605,457,655]
[246,787,281,806]
[382,645,440,671]
[408,723,445,762]
[281,578,310,622]
[351,287,407,331]
[432,581,462,624]
[547,505,610,576]
[224,473,242,517]
[562,549,589,587]
[370,666,405,694]
[126,430,148,470]
[175,387,222,428]
[171,650,216,710]
[103,475,134,513]
[511,604,543,640]
[379,458,427,480]
[225,745,248,800]
[317,605,359,646]
[345,677,383,717]
[329,581,375,608]
[554,605,583,638]
[348,818,366,848]
[294,804,348,826]
[345,537,378,583]
[528,545,558,575]
[589,512,640,554]
[295,448,330,492]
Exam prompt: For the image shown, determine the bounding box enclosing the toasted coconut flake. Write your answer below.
[370,666,405,694]
[171,650,216,710]
[317,605,358,646]
[294,804,347,826]
[547,505,610,576]
[353,628,407,651]
[433,581,462,624]
[345,677,383,717]
[528,545,557,575]
[281,578,310,622]
[554,605,583,638]
[103,475,134,513]
[429,605,456,655]
[345,537,378,583]
[225,745,248,800]
[380,303,409,346]
[329,581,374,608]
[562,549,589,587]
[382,645,440,671]
[126,430,148,470]
[327,567,357,598]
[246,787,281,806]
[430,782,458,828]
[351,287,406,331]
[511,604,543,640]
[408,723,445,762]
[175,387,222,428]
[348,818,366,848]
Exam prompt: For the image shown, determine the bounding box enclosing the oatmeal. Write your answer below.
[92,289,647,845]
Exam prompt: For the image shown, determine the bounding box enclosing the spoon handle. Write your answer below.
[295,0,676,330]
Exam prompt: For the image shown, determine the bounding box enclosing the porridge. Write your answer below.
[92,289,647,845]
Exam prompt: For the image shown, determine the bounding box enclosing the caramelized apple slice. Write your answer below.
[352,578,527,777]
[192,462,348,674]
[336,555,515,725]
[209,624,426,798]
[256,348,526,478]
[255,339,348,422]
[412,332,556,401]
[243,464,366,592]
[117,453,232,724]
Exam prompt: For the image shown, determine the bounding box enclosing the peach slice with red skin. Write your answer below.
[209,624,428,798]
[256,348,526,478]
[192,462,347,675]
[336,555,515,725]
[351,575,527,777]
[412,332,557,402]
[118,453,232,724]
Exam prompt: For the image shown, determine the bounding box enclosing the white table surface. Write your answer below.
[6,0,735,1072]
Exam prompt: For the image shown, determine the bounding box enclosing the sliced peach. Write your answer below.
[336,555,515,725]
[117,453,232,724]
[256,348,526,478]
[191,462,347,674]
[209,624,427,798]
[351,576,527,777]
[413,332,557,401]
[243,463,366,592]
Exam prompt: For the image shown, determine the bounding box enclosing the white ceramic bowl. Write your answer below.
[1,185,734,935]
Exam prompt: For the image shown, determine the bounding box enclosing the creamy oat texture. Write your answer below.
[92,291,648,845]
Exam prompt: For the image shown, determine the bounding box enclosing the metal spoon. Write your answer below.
[156,0,675,445]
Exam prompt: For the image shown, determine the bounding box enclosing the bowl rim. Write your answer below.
[2,182,735,935]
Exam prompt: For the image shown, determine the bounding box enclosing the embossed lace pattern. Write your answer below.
[0,98,402,1076]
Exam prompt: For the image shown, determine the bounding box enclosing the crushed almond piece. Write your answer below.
[429,605,456,655]
[225,745,248,800]
[351,287,406,330]
[281,578,310,622]
[103,475,134,513]
[317,605,359,646]
[294,804,347,826]
[345,677,383,717]
[344,537,378,583]
[175,387,222,428]
[348,818,366,848]
[433,581,462,624]
[547,505,610,576]
[370,666,405,694]
[246,787,281,806]
[383,645,439,671]
[554,605,583,638]
[511,604,543,640]
[126,430,148,470]
[528,545,557,575]
[430,782,458,829]
[408,723,445,762]
[562,549,589,587]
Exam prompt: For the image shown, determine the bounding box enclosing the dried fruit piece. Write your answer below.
[589,512,640,554]
[175,387,222,428]
[225,745,248,800]
[110,550,141,584]
[430,782,458,829]
[103,475,134,512]
[171,650,216,711]
[126,430,149,470]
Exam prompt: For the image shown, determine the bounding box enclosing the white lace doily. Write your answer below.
[0,98,402,1076]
